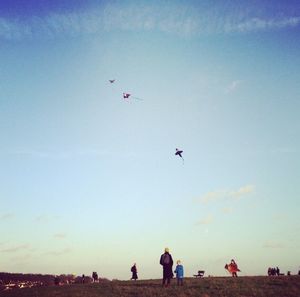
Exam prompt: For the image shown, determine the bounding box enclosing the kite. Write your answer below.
[122,93,143,101]
[225,260,240,277]
[109,79,115,83]
[175,148,184,163]
[123,93,130,99]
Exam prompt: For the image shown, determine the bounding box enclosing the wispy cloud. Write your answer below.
[263,241,285,249]
[201,191,225,204]
[8,148,109,160]
[196,214,213,225]
[0,12,100,40]
[272,213,287,221]
[10,254,32,263]
[225,80,242,94]
[44,248,71,256]
[35,214,60,223]
[0,4,299,40]
[53,233,67,239]
[228,17,300,33]
[0,18,25,40]
[229,185,255,199]
[270,147,297,154]
[1,244,30,253]
[199,184,255,203]
[0,213,14,220]
[222,207,233,214]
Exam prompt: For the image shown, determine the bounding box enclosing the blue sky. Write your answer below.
[0,0,300,279]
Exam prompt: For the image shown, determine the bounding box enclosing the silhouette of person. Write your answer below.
[160,247,174,287]
[131,263,138,280]
[268,267,271,276]
[230,259,238,277]
[92,272,98,282]
[54,275,60,285]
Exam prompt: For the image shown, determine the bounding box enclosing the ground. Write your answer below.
[1,276,300,297]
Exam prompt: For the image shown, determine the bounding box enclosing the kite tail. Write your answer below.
[182,157,184,164]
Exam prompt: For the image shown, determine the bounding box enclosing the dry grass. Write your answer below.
[1,276,300,297]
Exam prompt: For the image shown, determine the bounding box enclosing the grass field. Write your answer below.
[1,276,300,297]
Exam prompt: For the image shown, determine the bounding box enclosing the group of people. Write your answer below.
[267,267,280,276]
[92,272,99,282]
[130,248,239,287]
[130,248,184,286]
[159,247,184,287]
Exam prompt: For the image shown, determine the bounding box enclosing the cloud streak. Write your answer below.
[228,17,300,33]
[53,233,67,239]
[229,185,255,199]
[0,213,14,220]
[263,241,285,249]
[7,148,109,160]
[35,214,60,223]
[225,80,242,94]
[44,248,71,256]
[222,207,233,214]
[201,191,225,204]
[200,184,255,203]
[1,244,30,253]
[1,3,299,40]
[196,214,213,225]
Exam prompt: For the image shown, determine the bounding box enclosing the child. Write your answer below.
[174,260,184,286]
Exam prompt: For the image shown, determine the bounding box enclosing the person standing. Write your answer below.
[230,259,239,277]
[130,263,138,280]
[174,260,184,286]
[160,247,174,287]
[92,272,98,283]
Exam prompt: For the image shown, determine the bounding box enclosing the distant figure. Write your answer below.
[92,272,98,282]
[82,274,85,284]
[131,263,138,280]
[54,275,60,286]
[268,267,278,276]
[160,247,174,287]
[268,267,272,276]
[174,260,184,286]
[225,259,240,277]
[230,259,238,277]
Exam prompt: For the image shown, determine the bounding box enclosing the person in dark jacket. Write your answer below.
[160,247,174,287]
[130,263,138,280]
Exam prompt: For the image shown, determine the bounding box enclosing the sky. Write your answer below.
[0,0,300,280]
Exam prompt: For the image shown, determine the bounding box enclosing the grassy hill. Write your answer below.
[1,276,300,297]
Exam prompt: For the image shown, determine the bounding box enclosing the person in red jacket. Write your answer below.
[225,259,240,277]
